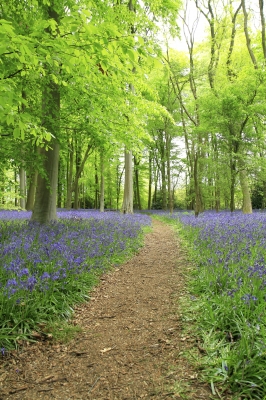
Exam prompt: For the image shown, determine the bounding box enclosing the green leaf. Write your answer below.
[127,49,138,63]
[137,36,145,46]
[51,74,58,84]
[19,120,24,131]
[13,127,20,138]
[82,10,91,18]
[0,45,7,55]
[6,114,14,126]
[19,55,26,63]
[45,132,52,141]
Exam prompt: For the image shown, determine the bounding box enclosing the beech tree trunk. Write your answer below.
[116,163,124,210]
[31,6,60,224]
[19,167,26,209]
[26,170,38,211]
[121,149,133,214]
[153,159,159,208]
[161,162,167,210]
[57,158,63,208]
[66,138,74,209]
[73,138,81,209]
[14,171,18,207]
[239,169,252,214]
[31,79,60,223]
[230,162,236,213]
[134,155,142,210]
[100,152,104,212]
[194,152,202,217]
[166,132,173,213]
[31,141,60,223]
[148,151,152,210]
[239,158,252,214]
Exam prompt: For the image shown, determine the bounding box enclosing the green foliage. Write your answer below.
[174,213,266,399]
[251,184,264,209]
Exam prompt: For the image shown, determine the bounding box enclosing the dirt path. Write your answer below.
[0,220,212,399]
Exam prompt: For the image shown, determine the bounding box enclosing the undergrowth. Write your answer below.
[159,211,266,400]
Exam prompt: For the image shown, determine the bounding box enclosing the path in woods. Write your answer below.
[1,220,213,400]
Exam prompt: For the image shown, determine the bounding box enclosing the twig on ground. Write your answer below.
[9,385,28,394]
[37,387,53,392]
[88,376,101,394]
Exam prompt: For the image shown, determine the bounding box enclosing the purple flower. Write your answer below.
[26,276,37,291]
[6,278,18,287]
[0,210,151,299]
[18,268,29,277]
[40,272,50,280]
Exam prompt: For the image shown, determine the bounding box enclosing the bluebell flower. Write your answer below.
[26,276,37,291]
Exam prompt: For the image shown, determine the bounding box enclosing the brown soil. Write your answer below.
[0,220,213,400]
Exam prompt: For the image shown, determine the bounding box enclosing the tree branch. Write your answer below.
[242,0,258,69]
[3,69,23,80]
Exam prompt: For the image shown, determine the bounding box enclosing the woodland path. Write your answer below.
[0,220,213,400]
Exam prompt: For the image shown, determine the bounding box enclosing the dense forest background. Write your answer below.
[1,0,266,222]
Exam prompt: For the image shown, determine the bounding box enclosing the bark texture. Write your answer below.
[31,5,60,223]
[121,149,133,214]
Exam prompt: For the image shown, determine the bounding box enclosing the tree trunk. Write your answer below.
[166,133,173,213]
[212,134,220,212]
[121,149,133,214]
[134,155,142,210]
[14,170,18,207]
[229,127,240,213]
[73,138,81,210]
[161,159,167,211]
[215,184,220,212]
[19,167,26,209]
[26,170,38,211]
[31,141,60,223]
[31,6,60,224]
[242,0,258,69]
[153,159,159,208]
[57,157,63,208]
[194,152,202,217]
[259,0,266,58]
[73,179,79,210]
[94,154,99,209]
[100,151,104,212]
[116,163,124,210]
[31,94,60,223]
[66,138,74,209]
[73,139,94,210]
[148,151,152,210]
[239,159,252,214]
[230,160,236,213]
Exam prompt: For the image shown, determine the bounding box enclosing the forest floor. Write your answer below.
[1,220,216,400]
